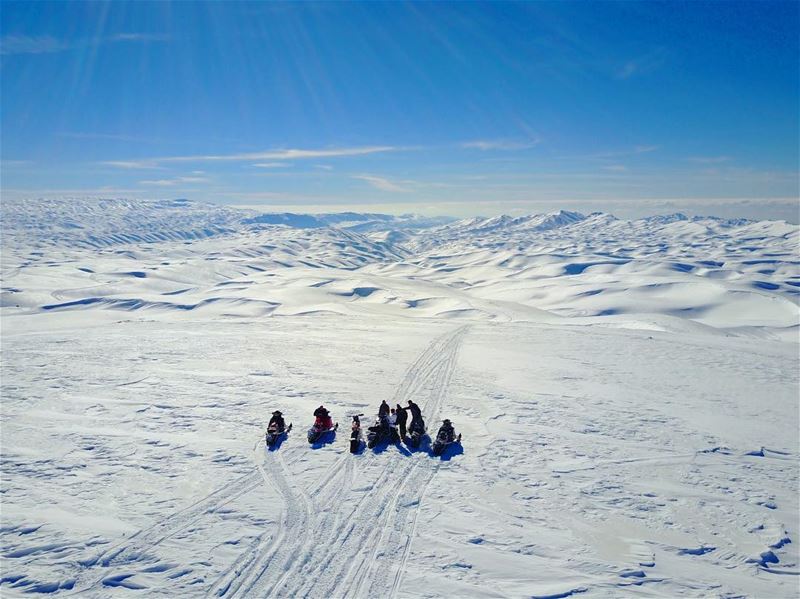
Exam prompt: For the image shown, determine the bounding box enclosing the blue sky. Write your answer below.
[2,1,798,220]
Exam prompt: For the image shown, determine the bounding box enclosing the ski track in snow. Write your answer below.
[218,326,467,599]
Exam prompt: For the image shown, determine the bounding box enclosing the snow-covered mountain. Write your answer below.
[2,199,797,331]
[244,211,452,232]
[1,198,798,598]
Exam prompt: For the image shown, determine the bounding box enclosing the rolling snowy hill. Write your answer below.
[1,198,798,598]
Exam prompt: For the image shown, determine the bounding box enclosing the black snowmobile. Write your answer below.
[349,414,364,453]
[406,418,425,449]
[431,420,461,456]
[266,422,292,447]
[366,416,393,449]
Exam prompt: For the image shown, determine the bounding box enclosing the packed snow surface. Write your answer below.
[1,198,798,598]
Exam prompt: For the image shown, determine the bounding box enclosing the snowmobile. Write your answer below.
[266,422,292,447]
[431,420,461,456]
[349,414,364,453]
[307,417,337,444]
[366,416,393,449]
[406,418,425,449]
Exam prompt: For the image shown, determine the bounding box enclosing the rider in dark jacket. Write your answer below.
[378,400,390,419]
[437,419,455,442]
[406,400,424,432]
[268,411,285,432]
[395,403,408,438]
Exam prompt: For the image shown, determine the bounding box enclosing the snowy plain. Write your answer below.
[1,197,798,598]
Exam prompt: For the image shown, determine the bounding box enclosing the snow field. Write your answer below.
[1,198,798,597]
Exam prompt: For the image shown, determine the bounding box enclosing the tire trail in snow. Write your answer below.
[267,325,467,599]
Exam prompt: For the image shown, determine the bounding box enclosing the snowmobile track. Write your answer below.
[213,433,353,598]
[211,440,334,598]
[206,326,466,599]
[68,467,264,596]
[362,331,464,599]
[275,325,468,599]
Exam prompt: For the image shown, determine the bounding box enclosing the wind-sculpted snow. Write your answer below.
[370,209,799,336]
[1,198,798,598]
[0,197,250,250]
[2,199,798,337]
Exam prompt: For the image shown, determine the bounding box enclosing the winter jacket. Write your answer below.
[407,401,422,421]
[438,424,455,442]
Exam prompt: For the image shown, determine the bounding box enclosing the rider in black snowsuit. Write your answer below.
[438,419,455,442]
[395,403,408,439]
[378,400,390,419]
[405,400,424,432]
[268,411,285,432]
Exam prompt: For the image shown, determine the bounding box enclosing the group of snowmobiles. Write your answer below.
[265,399,461,457]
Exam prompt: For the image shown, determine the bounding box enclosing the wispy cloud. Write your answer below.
[352,175,411,193]
[315,164,334,170]
[688,156,732,164]
[567,145,660,161]
[1,33,169,56]
[617,48,668,80]
[603,164,628,172]
[61,131,159,143]
[633,145,659,154]
[101,160,164,170]
[160,146,399,164]
[102,146,401,171]
[139,176,210,187]
[252,162,290,168]
[1,35,64,55]
[461,138,541,151]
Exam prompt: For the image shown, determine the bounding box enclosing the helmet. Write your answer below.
[273,410,282,415]
[443,419,451,425]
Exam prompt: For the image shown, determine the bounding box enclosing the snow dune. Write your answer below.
[1,199,797,337]
[1,198,798,598]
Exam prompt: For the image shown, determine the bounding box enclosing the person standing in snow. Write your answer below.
[378,400,390,419]
[388,408,399,442]
[395,403,408,439]
[406,399,424,431]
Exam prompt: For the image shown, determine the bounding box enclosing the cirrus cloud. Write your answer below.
[352,175,411,193]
